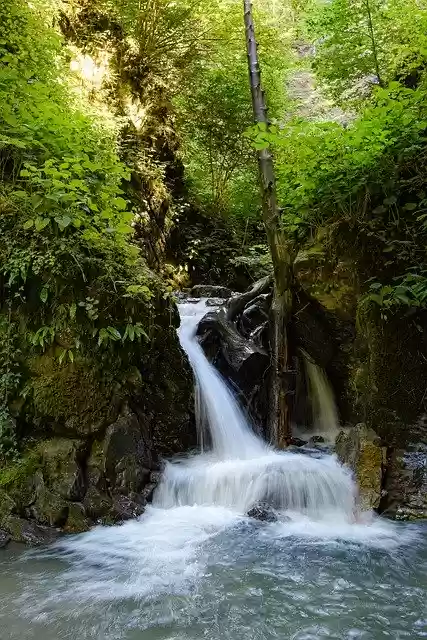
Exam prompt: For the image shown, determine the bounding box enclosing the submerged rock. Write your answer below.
[335,424,385,510]
[247,503,278,522]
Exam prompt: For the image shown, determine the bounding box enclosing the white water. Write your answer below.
[301,347,340,442]
[1,298,422,640]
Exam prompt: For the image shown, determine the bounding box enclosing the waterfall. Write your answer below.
[301,348,340,442]
[19,298,404,621]
[154,299,357,521]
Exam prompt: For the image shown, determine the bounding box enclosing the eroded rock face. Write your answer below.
[335,424,385,510]
[382,445,427,520]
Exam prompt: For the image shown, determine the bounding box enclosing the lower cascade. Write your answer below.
[158,299,356,521]
[0,299,425,640]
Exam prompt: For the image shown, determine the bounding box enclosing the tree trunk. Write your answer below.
[243,0,294,447]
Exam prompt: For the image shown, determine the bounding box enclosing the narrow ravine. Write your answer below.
[0,300,426,639]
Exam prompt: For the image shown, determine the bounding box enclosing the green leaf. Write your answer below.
[55,215,72,231]
[70,302,77,320]
[68,350,74,363]
[23,219,34,230]
[113,197,127,210]
[35,217,50,232]
[107,326,121,340]
[40,287,48,303]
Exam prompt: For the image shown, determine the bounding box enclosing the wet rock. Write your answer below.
[141,482,157,502]
[64,503,91,533]
[335,424,385,510]
[0,530,11,548]
[206,298,227,307]
[239,294,270,337]
[111,495,145,522]
[31,483,69,527]
[382,445,427,520]
[247,503,278,522]
[290,437,307,447]
[103,406,155,494]
[2,515,60,546]
[83,486,111,521]
[191,285,232,299]
[197,310,269,387]
[310,435,325,444]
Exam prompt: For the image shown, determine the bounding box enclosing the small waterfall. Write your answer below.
[301,348,340,442]
[154,298,357,521]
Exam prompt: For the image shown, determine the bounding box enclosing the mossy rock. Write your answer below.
[0,453,43,513]
[64,502,91,533]
[38,438,86,501]
[2,515,59,546]
[29,354,120,436]
[0,488,15,524]
[31,484,69,527]
[336,424,385,510]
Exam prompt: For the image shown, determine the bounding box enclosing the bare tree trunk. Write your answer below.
[243,0,294,446]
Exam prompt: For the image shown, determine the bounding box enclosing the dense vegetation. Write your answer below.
[1,0,427,459]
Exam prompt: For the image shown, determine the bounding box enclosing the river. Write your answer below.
[0,299,426,639]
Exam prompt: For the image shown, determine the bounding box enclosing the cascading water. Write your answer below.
[300,347,340,443]
[159,298,356,521]
[0,298,424,640]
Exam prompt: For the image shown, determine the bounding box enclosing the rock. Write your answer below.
[0,530,11,548]
[239,295,270,337]
[110,495,145,522]
[31,484,69,527]
[2,515,60,546]
[382,445,427,520]
[191,285,232,299]
[83,486,111,521]
[197,310,269,385]
[141,482,157,502]
[103,406,155,494]
[335,424,385,510]
[206,298,227,307]
[0,488,15,523]
[64,503,91,533]
[39,439,86,501]
[247,503,278,522]
[290,437,307,447]
[310,435,325,443]
[30,356,119,437]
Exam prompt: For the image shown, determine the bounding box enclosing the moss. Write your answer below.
[0,451,42,490]
[29,354,120,436]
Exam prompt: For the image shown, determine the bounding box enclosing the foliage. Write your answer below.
[307,0,427,102]
[0,0,170,455]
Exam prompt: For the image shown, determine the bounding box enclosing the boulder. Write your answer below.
[30,484,69,527]
[103,406,155,495]
[2,515,60,546]
[382,445,427,520]
[39,439,86,501]
[191,285,232,299]
[83,485,112,521]
[64,503,91,533]
[335,424,385,510]
[247,503,278,522]
[197,310,269,386]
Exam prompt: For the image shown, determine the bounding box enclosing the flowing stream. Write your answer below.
[0,298,426,639]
